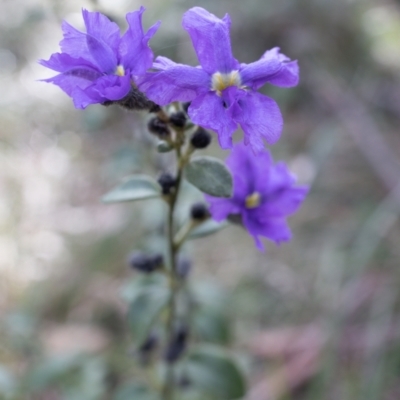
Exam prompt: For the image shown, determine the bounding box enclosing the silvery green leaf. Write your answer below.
[157,141,173,153]
[185,156,232,198]
[114,384,159,400]
[102,175,161,203]
[189,219,229,239]
[184,345,246,400]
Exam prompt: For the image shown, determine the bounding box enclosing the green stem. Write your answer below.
[162,141,185,400]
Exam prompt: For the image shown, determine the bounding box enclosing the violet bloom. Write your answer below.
[206,142,308,251]
[138,7,299,153]
[40,8,160,109]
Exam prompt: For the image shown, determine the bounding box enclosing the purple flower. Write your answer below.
[138,7,299,153]
[206,142,308,251]
[40,8,160,109]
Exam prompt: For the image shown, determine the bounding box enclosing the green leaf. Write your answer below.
[185,156,233,198]
[125,275,170,344]
[185,345,246,400]
[157,141,173,153]
[102,175,161,204]
[192,308,231,344]
[189,219,229,239]
[114,383,159,400]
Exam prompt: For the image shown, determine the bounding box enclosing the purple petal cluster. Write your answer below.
[206,142,308,251]
[40,8,160,109]
[138,7,299,153]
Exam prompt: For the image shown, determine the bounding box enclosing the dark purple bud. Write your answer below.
[190,202,209,221]
[129,252,163,273]
[169,111,187,128]
[139,333,158,353]
[176,256,192,279]
[148,117,170,137]
[164,325,188,364]
[190,127,212,149]
[137,332,158,365]
[157,173,177,195]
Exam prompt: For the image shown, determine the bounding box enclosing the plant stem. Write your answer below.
[162,141,184,400]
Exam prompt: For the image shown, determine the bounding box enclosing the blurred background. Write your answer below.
[1,0,400,398]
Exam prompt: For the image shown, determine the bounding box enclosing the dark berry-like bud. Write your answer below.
[148,117,170,137]
[190,127,212,149]
[190,202,209,221]
[169,111,187,128]
[158,173,177,195]
[182,102,191,114]
[176,256,191,279]
[164,325,188,364]
[137,332,158,365]
[139,334,158,353]
[129,252,163,273]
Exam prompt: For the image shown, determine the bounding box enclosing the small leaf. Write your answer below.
[102,175,161,204]
[114,383,159,400]
[189,219,229,239]
[157,141,173,153]
[192,308,231,344]
[185,156,232,198]
[125,274,170,344]
[184,345,246,400]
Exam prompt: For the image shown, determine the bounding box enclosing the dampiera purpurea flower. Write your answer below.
[138,7,299,153]
[206,142,308,251]
[40,8,160,109]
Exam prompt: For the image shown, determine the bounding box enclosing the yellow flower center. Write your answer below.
[245,192,261,209]
[211,70,241,95]
[115,65,125,76]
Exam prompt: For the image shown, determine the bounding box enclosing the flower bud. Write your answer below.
[148,117,170,137]
[158,173,177,195]
[169,111,187,128]
[190,127,212,149]
[164,325,188,364]
[137,332,159,365]
[176,255,192,279]
[190,202,209,221]
[129,252,163,273]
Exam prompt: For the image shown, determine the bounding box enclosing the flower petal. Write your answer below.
[188,91,237,149]
[225,141,272,199]
[241,47,299,90]
[39,52,100,74]
[258,186,308,218]
[137,57,210,105]
[243,213,292,251]
[82,9,120,52]
[182,7,239,74]
[233,91,283,153]
[205,196,241,221]
[119,7,160,75]
[82,74,131,102]
[60,11,117,73]
[85,33,117,73]
[240,56,281,90]
[41,73,97,109]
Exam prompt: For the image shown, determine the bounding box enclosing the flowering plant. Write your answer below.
[41,6,307,400]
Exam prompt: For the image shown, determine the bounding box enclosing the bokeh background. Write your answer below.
[1,0,400,398]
